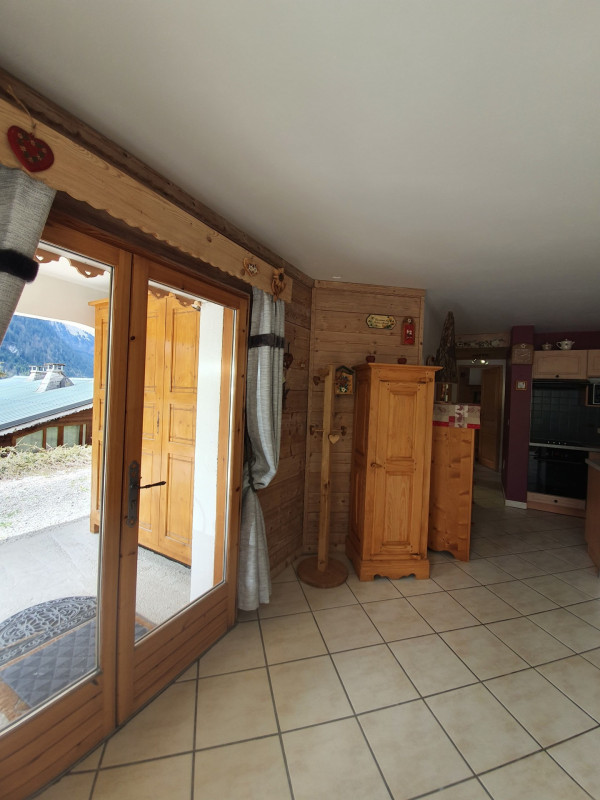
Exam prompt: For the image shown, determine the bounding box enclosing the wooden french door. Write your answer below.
[116,254,247,721]
[0,223,248,799]
[478,366,504,471]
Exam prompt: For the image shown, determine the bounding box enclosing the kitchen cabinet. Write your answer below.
[532,350,587,380]
[587,350,600,378]
[347,363,438,580]
[90,293,199,564]
[428,426,475,561]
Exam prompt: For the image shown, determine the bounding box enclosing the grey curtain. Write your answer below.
[237,287,285,611]
[0,166,56,344]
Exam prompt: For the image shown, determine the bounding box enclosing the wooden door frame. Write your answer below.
[457,359,506,472]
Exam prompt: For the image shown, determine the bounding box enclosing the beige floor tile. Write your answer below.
[441,626,528,680]
[407,592,479,632]
[70,745,103,772]
[430,563,481,589]
[175,661,198,682]
[195,668,277,748]
[333,644,418,713]
[420,779,489,799]
[428,550,455,562]
[567,598,600,628]
[36,772,95,800]
[194,737,291,799]
[197,620,265,676]
[523,574,591,606]
[481,751,590,800]
[449,586,520,623]
[283,718,390,800]
[258,581,310,618]
[583,647,600,668]
[261,612,327,664]
[486,555,546,579]
[391,575,443,596]
[314,604,383,652]
[519,549,576,573]
[237,608,258,621]
[555,568,600,598]
[270,655,352,730]
[93,754,192,800]
[548,728,600,799]
[538,655,600,721]
[454,560,513,585]
[485,668,595,747]
[362,597,433,641]
[300,580,358,610]
[389,634,476,696]
[346,573,402,602]
[272,564,298,583]
[488,580,558,614]
[103,681,196,766]
[426,683,538,773]
[548,545,594,569]
[486,616,573,665]
[360,701,472,799]
[528,608,600,652]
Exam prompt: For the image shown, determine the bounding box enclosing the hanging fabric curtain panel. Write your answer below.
[0,166,55,343]
[237,287,285,610]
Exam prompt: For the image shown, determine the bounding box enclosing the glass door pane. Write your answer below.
[134,282,236,639]
[0,245,112,731]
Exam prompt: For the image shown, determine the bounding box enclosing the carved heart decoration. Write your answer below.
[328,434,340,444]
[7,125,55,172]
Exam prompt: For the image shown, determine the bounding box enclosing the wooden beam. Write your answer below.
[0,67,312,289]
[0,95,292,301]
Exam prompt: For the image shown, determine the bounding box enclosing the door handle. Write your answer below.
[126,460,166,527]
[370,462,383,469]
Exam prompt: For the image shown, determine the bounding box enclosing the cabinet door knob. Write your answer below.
[370,462,383,468]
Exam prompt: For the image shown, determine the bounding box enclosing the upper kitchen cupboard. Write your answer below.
[347,363,437,580]
[532,350,587,380]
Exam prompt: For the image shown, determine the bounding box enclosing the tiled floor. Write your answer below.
[37,470,600,800]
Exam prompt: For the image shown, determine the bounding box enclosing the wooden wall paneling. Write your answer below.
[303,280,426,553]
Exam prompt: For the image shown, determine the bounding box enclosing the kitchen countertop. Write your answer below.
[530,442,600,453]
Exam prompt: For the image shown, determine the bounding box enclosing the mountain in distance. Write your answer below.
[0,314,95,378]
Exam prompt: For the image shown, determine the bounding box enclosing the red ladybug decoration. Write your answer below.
[402,317,416,345]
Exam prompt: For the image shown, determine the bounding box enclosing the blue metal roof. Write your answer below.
[0,376,93,433]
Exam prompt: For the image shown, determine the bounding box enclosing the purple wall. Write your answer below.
[534,331,600,350]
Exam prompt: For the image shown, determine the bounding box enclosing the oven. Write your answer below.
[527,445,588,499]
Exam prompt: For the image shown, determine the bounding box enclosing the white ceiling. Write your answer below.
[1,1,599,334]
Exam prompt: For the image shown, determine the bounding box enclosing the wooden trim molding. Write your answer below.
[0,94,293,302]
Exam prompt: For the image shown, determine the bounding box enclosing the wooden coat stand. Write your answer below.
[297,365,349,588]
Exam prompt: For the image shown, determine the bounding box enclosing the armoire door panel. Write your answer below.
[167,404,196,445]
[162,454,194,555]
[167,300,199,392]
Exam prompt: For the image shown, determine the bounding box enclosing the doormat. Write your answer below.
[0,597,152,712]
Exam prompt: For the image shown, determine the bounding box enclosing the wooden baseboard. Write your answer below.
[527,492,586,518]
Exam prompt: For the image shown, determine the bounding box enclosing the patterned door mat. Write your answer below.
[0,597,152,717]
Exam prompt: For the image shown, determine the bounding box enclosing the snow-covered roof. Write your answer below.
[0,376,93,434]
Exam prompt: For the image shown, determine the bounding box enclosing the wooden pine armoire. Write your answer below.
[347,363,438,580]
[90,293,200,565]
